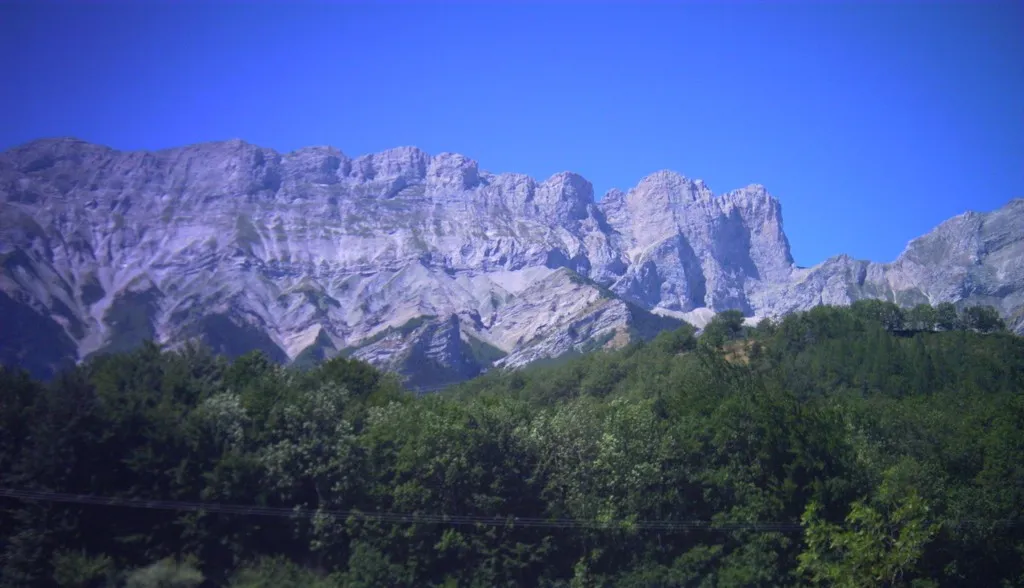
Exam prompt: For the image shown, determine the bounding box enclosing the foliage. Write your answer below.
[228,556,341,588]
[0,303,1020,586]
[124,557,203,588]
[52,550,115,587]
[961,305,1006,333]
[700,309,746,349]
[799,479,940,587]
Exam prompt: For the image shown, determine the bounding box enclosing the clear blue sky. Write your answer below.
[2,2,1021,266]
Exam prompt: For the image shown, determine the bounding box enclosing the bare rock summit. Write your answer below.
[1,138,1021,382]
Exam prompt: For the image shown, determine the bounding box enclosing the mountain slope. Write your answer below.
[1,137,1021,381]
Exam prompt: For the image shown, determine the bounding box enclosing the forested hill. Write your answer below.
[1,301,1022,587]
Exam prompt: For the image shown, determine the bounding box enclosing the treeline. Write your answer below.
[1,303,1022,586]
[699,300,1007,351]
[835,300,1007,334]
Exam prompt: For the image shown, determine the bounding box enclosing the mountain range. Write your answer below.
[2,138,1021,384]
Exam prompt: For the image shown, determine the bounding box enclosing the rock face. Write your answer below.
[1,138,1021,382]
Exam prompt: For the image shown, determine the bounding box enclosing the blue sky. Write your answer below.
[1,2,1021,266]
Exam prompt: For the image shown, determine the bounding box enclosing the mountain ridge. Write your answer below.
[2,137,1021,383]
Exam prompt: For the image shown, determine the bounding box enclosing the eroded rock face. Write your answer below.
[1,138,1021,382]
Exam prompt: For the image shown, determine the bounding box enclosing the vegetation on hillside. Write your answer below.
[1,301,1021,586]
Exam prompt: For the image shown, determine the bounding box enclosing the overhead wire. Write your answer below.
[4,488,1018,532]
[0,487,801,531]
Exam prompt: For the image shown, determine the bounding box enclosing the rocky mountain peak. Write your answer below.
[3,137,112,174]
[629,170,713,209]
[597,188,627,224]
[1,137,1021,384]
[601,187,626,201]
[719,185,783,223]
[427,152,480,190]
[729,183,769,200]
[535,171,594,221]
[348,146,430,182]
[636,169,698,188]
[282,146,350,184]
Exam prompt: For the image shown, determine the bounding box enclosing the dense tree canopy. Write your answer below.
[1,302,1021,586]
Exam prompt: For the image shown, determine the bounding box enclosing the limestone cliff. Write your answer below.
[1,138,1019,382]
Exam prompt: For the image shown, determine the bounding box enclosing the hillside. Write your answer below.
[1,302,1021,586]
[1,138,1022,385]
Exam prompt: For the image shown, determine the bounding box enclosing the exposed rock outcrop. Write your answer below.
[1,138,1020,382]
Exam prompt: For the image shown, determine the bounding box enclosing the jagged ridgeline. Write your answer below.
[1,303,1021,585]
[1,138,1022,384]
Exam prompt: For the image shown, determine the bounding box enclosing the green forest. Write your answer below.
[1,300,1022,587]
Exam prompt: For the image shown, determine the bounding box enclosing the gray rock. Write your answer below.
[1,138,1021,382]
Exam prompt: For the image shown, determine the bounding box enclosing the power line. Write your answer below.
[3,488,1018,533]
[0,488,801,532]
